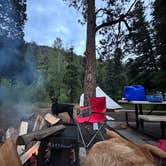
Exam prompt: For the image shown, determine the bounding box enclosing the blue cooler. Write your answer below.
[124,85,146,101]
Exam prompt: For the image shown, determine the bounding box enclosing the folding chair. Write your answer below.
[75,96,106,148]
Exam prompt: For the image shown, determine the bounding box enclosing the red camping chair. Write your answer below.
[75,97,106,148]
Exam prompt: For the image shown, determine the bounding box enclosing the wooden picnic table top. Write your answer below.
[118,100,166,105]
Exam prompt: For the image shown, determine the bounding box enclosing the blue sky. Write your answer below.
[24,0,86,55]
[24,0,153,56]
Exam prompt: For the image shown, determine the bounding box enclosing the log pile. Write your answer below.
[0,113,64,166]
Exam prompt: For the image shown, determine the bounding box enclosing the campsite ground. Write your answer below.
[1,106,166,165]
[0,106,163,141]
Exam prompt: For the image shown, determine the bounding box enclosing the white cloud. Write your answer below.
[24,0,86,55]
[54,25,70,35]
[74,40,85,55]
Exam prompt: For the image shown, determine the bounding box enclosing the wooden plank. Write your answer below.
[27,115,47,150]
[115,109,135,113]
[139,115,166,122]
[44,113,60,125]
[58,112,71,123]
[18,121,28,135]
[16,124,65,145]
[0,139,22,166]
[17,121,28,155]
[107,121,156,145]
[20,142,40,165]
[33,115,47,132]
[19,116,48,163]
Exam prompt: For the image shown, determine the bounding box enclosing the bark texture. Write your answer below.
[84,0,96,106]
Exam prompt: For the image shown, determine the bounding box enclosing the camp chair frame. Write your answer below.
[75,97,106,148]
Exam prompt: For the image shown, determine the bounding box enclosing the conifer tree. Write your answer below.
[63,0,138,105]
[0,0,27,81]
[126,0,157,89]
[153,0,166,91]
[64,48,80,103]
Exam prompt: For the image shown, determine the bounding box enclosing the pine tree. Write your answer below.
[153,0,166,91]
[64,48,80,103]
[63,0,138,105]
[104,48,127,99]
[0,0,27,81]
[126,0,157,90]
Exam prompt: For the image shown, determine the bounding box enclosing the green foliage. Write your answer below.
[125,1,158,91]
[26,41,85,104]
[63,49,81,103]
[0,0,27,80]
[1,0,166,108]
[153,0,166,91]
[97,48,127,100]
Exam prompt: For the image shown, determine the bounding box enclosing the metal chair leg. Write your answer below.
[76,123,86,148]
[99,131,104,140]
[87,123,105,148]
[76,122,105,148]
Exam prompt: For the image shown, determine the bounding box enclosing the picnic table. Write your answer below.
[118,100,166,138]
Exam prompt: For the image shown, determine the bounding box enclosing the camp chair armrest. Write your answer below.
[79,106,91,111]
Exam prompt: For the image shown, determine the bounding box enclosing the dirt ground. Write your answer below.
[0,107,49,141]
[0,104,77,142]
[0,106,165,166]
[0,106,164,142]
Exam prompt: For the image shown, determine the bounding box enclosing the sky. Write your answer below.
[24,0,153,56]
[24,0,86,55]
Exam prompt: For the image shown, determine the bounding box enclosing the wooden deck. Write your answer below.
[106,121,157,145]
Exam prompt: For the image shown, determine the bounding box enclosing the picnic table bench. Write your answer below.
[138,115,166,138]
[117,100,166,138]
[115,109,166,125]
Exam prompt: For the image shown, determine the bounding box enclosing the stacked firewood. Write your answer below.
[0,113,65,166]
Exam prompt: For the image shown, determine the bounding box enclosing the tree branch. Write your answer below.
[95,8,112,16]
[95,8,106,15]
[96,18,122,32]
[95,0,138,33]
[123,19,132,31]
[125,0,138,16]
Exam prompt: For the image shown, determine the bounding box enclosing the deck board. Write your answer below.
[106,121,157,145]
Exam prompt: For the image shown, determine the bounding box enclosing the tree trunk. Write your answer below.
[84,0,96,106]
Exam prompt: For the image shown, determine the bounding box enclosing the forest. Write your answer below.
[0,0,166,108]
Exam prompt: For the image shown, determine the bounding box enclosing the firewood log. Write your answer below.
[17,121,28,155]
[16,124,65,145]
[20,142,40,164]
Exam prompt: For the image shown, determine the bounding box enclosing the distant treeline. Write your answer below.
[0,0,166,106]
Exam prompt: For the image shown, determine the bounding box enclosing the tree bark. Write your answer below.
[84,0,96,106]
